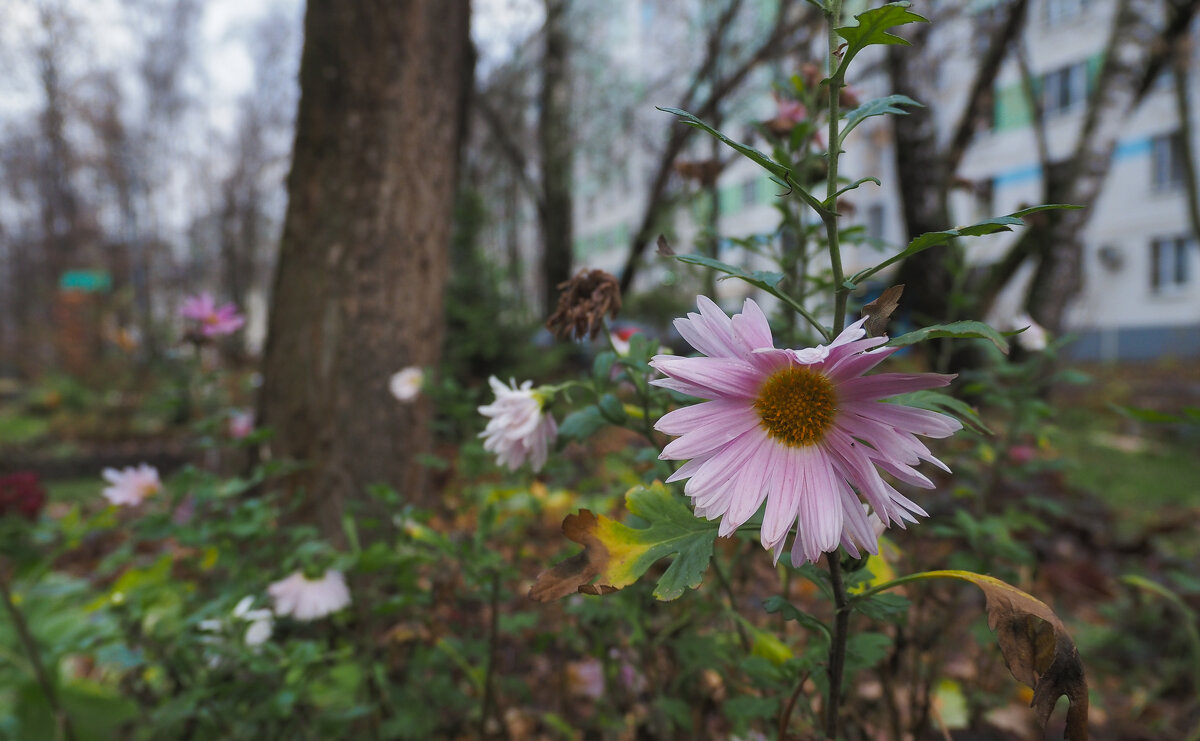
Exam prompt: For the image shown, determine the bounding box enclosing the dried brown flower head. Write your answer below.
[546,269,622,341]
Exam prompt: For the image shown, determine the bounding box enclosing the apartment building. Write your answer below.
[571,0,1200,361]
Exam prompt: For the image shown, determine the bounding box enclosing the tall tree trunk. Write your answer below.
[539,0,573,312]
[258,0,472,536]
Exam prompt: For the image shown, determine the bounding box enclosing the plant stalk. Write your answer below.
[0,570,79,741]
[824,553,850,739]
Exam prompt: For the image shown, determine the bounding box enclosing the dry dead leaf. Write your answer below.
[861,284,904,337]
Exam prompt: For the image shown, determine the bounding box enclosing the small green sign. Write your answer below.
[59,270,112,293]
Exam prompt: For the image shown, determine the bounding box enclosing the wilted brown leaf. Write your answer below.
[861,284,904,337]
[948,572,1089,741]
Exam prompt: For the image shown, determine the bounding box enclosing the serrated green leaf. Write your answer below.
[886,320,1009,353]
[836,3,928,64]
[530,481,719,602]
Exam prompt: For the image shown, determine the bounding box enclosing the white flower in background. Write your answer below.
[1011,313,1048,352]
[232,596,274,647]
[478,376,558,472]
[268,570,352,621]
[389,366,425,402]
[101,464,162,506]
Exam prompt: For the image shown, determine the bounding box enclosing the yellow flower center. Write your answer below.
[754,366,838,447]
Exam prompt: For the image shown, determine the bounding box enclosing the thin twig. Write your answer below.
[479,570,502,738]
[777,670,811,741]
[710,555,750,651]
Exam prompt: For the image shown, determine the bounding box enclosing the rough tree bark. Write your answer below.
[539,0,574,311]
[258,1,472,535]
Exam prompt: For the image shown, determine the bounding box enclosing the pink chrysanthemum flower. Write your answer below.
[478,377,557,472]
[180,292,245,337]
[268,570,352,621]
[101,464,162,507]
[650,297,961,565]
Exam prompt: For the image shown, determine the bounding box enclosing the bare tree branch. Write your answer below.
[618,2,815,293]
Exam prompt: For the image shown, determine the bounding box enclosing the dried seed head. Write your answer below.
[545,269,622,341]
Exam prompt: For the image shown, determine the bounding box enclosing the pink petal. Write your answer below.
[649,356,763,399]
[837,373,956,402]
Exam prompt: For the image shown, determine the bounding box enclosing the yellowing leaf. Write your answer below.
[529,481,718,602]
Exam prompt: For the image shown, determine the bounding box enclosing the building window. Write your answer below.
[1045,0,1086,25]
[1040,62,1088,117]
[1151,131,1185,191]
[742,179,759,208]
[866,204,886,241]
[1150,236,1191,293]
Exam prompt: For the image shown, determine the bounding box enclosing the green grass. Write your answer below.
[47,478,102,504]
[1055,408,1200,549]
[0,410,49,445]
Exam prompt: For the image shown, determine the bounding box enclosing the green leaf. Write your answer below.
[529,481,720,602]
[848,204,1083,286]
[1107,403,1191,424]
[558,406,606,441]
[658,106,830,216]
[673,254,831,341]
[841,94,923,141]
[597,393,628,424]
[658,106,789,179]
[762,596,831,641]
[888,390,992,435]
[826,176,881,205]
[592,351,617,385]
[853,592,910,622]
[836,3,928,64]
[886,320,1009,353]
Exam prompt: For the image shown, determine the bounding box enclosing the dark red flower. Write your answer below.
[0,472,47,520]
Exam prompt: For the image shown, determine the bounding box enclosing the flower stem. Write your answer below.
[822,2,851,738]
[0,569,79,741]
[824,552,850,739]
[824,0,848,336]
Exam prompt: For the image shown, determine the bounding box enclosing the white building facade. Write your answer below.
[571,0,1200,361]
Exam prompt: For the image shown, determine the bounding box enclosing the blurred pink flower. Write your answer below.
[478,377,557,472]
[101,464,162,506]
[651,297,961,565]
[775,97,807,126]
[268,570,351,621]
[228,410,254,440]
[567,658,605,700]
[180,292,245,337]
[1007,445,1037,464]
